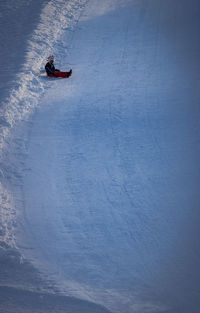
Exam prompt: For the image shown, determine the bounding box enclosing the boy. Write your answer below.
[45,55,72,78]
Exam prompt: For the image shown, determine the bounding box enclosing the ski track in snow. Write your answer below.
[1,0,200,313]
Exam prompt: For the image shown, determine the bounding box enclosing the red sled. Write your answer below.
[48,69,72,78]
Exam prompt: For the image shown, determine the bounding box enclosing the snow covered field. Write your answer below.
[1,0,200,313]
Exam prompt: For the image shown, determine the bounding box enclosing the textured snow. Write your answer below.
[1,0,200,313]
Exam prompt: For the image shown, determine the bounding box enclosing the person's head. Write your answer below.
[47,55,55,63]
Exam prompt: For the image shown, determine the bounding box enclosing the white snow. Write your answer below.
[1,0,200,313]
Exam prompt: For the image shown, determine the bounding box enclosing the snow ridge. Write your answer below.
[0,0,87,152]
[0,0,87,247]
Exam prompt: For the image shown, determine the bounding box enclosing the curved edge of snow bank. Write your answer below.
[0,0,87,247]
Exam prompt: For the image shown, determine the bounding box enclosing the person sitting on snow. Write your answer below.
[45,55,72,78]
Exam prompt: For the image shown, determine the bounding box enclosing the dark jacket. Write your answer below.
[45,62,59,76]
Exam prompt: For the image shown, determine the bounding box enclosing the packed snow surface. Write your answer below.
[1,0,200,313]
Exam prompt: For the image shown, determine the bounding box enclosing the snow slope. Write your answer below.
[0,0,88,246]
[1,0,200,313]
